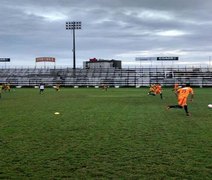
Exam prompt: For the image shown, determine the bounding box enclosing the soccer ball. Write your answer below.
[208,104,212,108]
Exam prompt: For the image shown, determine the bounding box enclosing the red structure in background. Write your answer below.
[89,58,97,62]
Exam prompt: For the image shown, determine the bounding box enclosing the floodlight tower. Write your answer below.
[66,21,81,70]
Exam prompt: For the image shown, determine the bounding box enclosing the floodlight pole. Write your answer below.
[66,21,81,70]
[73,28,76,69]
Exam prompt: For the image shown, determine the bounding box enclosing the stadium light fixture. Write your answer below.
[66,21,81,70]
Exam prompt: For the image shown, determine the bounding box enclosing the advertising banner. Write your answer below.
[157,57,179,61]
[36,57,55,62]
[135,57,156,61]
[0,58,10,62]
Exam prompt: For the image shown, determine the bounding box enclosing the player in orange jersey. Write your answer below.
[0,84,2,99]
[5,83,11,92]
[173,83,179,92]
[101,84,108,91]
[167,83,194,116]
[148,84,163,99]
[148,84,156,96]
[155,83,163,99]
[55,84,60,91]
[172,83,180,97]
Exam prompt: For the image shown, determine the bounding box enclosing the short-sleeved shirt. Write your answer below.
[40,85,44,90]
[177,87,193,99]
[174,83,179,91]
[155,85,162,94]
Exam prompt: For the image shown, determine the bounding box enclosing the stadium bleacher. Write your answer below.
[0,67,212,87]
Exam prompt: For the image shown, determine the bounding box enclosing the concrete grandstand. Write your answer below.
[0,67,212,87]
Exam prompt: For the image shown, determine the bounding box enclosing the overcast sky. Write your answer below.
[1,0,212,68]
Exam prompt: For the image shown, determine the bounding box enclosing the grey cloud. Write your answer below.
[1,0,212,67]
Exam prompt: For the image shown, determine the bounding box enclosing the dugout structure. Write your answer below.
[0,67,211,87]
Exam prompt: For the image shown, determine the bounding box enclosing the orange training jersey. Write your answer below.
[155,85,162,94]
[177,87,193,99]
[150,85,155,92]
[174,83,179,91]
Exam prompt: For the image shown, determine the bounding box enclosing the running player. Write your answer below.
[155,83,163,99]
[101,84,108,91]
[4,83,11,92]
[173,83,179,92]
[0,84,2,99]
[39,83,45,94]
[148,84,156,96]
[167,83,194,116]
[55,84,60,91]
[148,84,163,99]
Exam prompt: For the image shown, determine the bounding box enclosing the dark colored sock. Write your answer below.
[168,105,182,109]
[160,93,163,99]
[184,105,189,114]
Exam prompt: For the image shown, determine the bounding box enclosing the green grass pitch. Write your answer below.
[0,87,212,179]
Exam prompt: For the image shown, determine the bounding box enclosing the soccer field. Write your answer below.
[0,87,211,179]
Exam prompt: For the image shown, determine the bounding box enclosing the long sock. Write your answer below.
[184,105,189,114]
[168,105,182,109]
[160,93,163,99]
[148,92,156,96]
